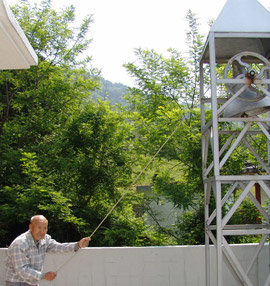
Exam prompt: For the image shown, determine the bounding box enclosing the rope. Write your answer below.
[56,119,183,272]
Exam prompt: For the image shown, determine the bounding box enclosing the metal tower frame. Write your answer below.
[200,29,270,286]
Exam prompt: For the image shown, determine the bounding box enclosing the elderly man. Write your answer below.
[5,215,90,286]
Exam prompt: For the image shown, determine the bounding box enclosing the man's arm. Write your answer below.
[46,236,90,253]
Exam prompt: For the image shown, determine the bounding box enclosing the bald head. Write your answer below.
[29,215,48,241]
[30,215,48,225]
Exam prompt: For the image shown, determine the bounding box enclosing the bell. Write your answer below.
[223,53,270,117]
[223,91,270,117]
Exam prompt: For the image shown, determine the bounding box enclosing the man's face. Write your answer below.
[29,217,48,241]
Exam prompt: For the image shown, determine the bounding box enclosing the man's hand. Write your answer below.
[44,271,57,281]
[78,237,91,248]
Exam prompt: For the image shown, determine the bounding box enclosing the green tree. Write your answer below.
[0,0,99,246]
[123,10,205,243]
[49,101,172,246]
[0,152,85,244]
[0,0,169,247]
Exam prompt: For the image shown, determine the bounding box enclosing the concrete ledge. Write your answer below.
[0,244,268,286]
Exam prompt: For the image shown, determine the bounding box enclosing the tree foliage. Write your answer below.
[123,10,205,243]
[0,0,99,245]
[0,0,160,247]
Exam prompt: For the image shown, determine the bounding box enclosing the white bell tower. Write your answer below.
[200,0,270,285]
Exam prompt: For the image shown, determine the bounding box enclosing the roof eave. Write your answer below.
[0,0,38,70]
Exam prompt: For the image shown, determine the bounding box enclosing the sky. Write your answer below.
[7,0,270,86]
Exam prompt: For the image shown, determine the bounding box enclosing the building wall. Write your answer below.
[0,244,268,286]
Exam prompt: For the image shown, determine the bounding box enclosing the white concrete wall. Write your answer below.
[0,244,269,286]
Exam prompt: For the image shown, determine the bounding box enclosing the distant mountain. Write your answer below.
[93,78,129,105]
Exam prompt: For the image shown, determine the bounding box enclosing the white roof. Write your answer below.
[200,0,270,63]
[0,0,38,70]
[210,0,270,32]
